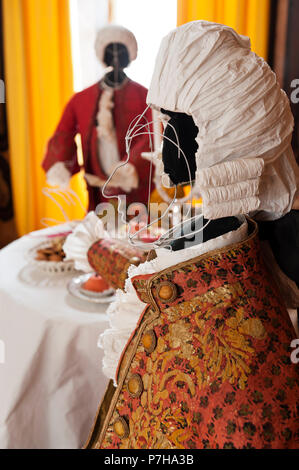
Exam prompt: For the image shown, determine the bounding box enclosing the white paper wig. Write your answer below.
[147,20,299,221]
[95,24,138,66]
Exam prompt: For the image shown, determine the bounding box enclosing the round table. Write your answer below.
[0,226,110,449]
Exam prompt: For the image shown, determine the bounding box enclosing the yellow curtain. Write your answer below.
[3,0,88,236]
[177,0,270,59]
[177,0,270,203]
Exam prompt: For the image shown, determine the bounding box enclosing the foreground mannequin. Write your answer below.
[85,22,299,449]
[42,25,152,210]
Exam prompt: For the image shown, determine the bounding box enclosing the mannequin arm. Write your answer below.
[42,96,80,183]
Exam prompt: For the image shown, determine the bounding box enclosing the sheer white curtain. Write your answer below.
[69,0,109,91]
[69,0,177,90]
[110,0,177,88]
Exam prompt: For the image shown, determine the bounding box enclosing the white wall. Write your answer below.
[69,0,109,91]
[113,0,177,88]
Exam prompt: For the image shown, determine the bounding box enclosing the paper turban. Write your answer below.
[147,21,299,220]
[95,24,138,66]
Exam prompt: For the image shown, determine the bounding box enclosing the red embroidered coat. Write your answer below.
[42,79,153,210]
[85,220,299,449]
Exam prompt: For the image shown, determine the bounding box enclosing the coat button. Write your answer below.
[129,256,141,266]
[113,417,129,439]
[127,374,143,398]
[142,329,157,353]
[157,281,177,303]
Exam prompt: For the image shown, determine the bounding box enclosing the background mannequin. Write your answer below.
[42,25,153,211]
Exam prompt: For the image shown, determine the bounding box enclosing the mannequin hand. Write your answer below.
[84,173,107,187]
[46,162,71,189]
[85,164,138,192]
[84,172,133,190]
[108,162,138,192]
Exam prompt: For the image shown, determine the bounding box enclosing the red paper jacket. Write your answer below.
[42,79,153,210]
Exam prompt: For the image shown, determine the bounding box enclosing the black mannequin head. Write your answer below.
[103,42,130,68]
[103,42,129,88]
[161,109,198,185]
[160,109,241,251]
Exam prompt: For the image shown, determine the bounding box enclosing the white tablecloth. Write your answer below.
[0,226,109,449]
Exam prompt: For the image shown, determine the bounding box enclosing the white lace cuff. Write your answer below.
[46,162,71,189]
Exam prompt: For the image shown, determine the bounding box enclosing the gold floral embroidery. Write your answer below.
[238,317,267,339]
[159,371,196,396]
[167,320,195,357]
[100,279,268,449]
[165,282,244,321]
[193,304,266,390]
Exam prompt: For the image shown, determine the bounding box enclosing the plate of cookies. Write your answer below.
[27,236,76,274]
